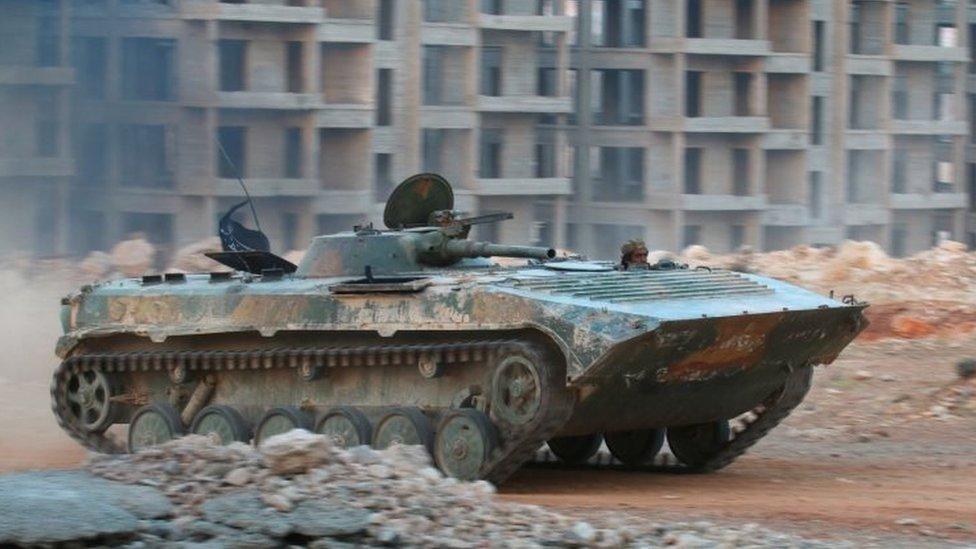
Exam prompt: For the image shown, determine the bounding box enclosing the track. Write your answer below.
[528,365,813,473]
[49,339,573,483]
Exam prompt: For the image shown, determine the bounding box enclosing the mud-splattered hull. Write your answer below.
[560,306,867,435]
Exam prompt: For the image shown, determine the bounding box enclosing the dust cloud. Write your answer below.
[0,269,85,471]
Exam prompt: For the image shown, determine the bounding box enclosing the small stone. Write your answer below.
[895,517,920,526]
[570,521,597,543]
[376,528,401,545]
[260,430,335,475]
[162,460,181,475]
[262,493,294,513]
[346,445,381,465]
[880,374,897,382]
[223,467,251,486]
[853,370,873,381]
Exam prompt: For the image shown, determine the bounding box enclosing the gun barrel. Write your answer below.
[443,240,556,260]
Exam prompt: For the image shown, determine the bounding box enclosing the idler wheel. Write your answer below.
[254,406,314,447]
[490,350,547,426]
[190,404,252,445]
[434,409,497,481]
[667,420,731,469]
[604,428,665,467]
[128,403,185,453]
[547,434,603,465]
[316,406,372,448]
[372,407,434,452]
[63,369,117,433]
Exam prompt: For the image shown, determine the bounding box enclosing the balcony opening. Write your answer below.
[422,46,465,106]
[280,213,298,251]
[217,126,246,178]
[934,158,954,193]
[936,24,956,47]
[849,1,884,55]
[970,24,976,74]
[683,225,702,247]
[119,124,173,188]
[286,42,304,93]
[121,38,176,101]
[892,148,907,193]
[218,39,247,92]
[480,47,502,97]
[479,128,503,178]
[424,0,466,23]
[734,0,753,40]
[481,0,503,15]
[686,0,702,38]
[932,212,954,246]
[374,153,393,202]
[809,172,823,220]
[592,0,645,47]
[734,72,751,116]
[378,0,395,40]
[422,129,444,173]
[535,143,555,178]
[36,14,60,67]
[732,149,749,195]
[892,74,908,120]
[811,96,824,145]
[376,69,393,126]
[531,202,554,247]
[284,128,303,179]
[730,225,745,250]
[685,71,702,117]
[591,147,644,201]
[846,150,882,203]
[684,148,702,194]
[72,37,107,99]
[35,92,59,158]
[894,1,909,45]
[76,124,108,187]
[891,223,907,257]
[969,163,976,210]
[812,21,825,71]
[592,69,644,125]
[849,75,882,130]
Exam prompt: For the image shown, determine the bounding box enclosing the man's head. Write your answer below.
[620,239,649,266]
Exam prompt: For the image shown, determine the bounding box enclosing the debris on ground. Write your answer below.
[49,431,846,548]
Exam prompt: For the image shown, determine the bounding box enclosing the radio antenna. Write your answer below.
[215,139,263,232]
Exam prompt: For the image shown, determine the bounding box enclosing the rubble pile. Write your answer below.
[78,431,839,548]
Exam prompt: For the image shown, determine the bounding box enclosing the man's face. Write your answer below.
[631,248,648,264]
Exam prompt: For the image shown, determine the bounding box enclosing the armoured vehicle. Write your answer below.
[52,174,867,482]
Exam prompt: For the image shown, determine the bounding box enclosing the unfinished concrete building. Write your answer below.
[0,0,972,262]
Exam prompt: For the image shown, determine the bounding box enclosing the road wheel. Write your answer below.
[63,369,117,433]
[253,406,314,447]
[316,406,372,448]
[372,407,434,452]
[128,402,185,453]
[547,434,603,465]
[434,409,497,481]
[190,404,252,445]
[490,348,549,426]
[605,428,665,467]
[667,421,731,469]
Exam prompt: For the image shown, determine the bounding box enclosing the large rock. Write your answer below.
[259,429,337,475]
[0,470,171,545]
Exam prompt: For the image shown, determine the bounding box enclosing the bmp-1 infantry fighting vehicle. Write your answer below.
[52,174,867,482]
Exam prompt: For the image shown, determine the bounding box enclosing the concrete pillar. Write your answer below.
[398,0,421,175]
[754,0,768,40]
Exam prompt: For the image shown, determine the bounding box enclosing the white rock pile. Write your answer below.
[82,430,847,548]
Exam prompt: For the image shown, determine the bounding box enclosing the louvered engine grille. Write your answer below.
[509,269,773,303]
